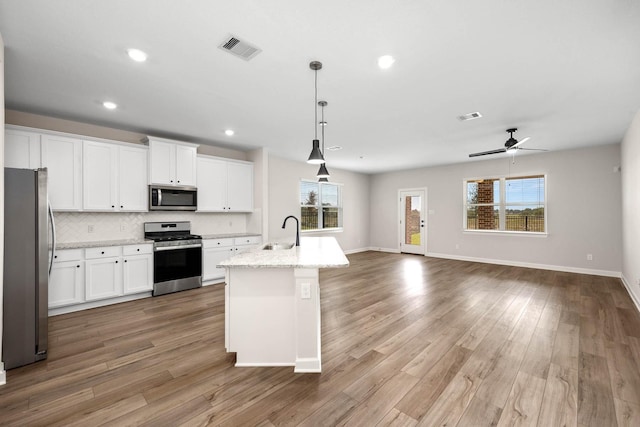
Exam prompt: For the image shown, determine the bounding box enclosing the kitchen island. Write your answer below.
[218,236,349,373]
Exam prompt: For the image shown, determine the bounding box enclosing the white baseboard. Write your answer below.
[0,362,6,386]
[621,274,640,312]
[343,247,372,255]
[424,251,621,278]
[368,247,401,254]
[48,292,152,316]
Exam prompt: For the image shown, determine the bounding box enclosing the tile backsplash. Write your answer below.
[53,211,250,243]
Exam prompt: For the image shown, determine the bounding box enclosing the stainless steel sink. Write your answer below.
[262,242,295,250]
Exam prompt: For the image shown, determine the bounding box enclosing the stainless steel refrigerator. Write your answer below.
[2,167,55,369]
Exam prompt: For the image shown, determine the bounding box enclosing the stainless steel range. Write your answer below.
[144,221,202,296]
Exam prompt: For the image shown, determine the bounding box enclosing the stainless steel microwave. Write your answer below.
[149,185,197,211]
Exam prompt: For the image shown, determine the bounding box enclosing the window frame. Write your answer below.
[300,179,344,233]
[463,174,548,236]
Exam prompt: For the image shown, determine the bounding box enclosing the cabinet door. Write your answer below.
[41,134,83,210]
[83,141,117,211]
[226,162,253,212]
[175,144,197,186]
[123,254,153,294]
[197,157,227,211]
[119,145,149,211]
[203,246,234,282]
[49,261,84,308]
[149,140,175,185]
[85,257,123,301]
[5,129,41,169]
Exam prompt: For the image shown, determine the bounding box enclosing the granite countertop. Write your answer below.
[56,238,152,250]
[218,236,349,269]
[200,232,262,240]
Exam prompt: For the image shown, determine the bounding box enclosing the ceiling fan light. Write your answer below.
[307,139,325,164]
[317,163,330,178]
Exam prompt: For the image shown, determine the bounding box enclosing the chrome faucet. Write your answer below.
[282,215,300,246]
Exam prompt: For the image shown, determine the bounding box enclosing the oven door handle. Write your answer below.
[155,244,202,251]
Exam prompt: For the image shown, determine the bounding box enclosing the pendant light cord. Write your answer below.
[314,69,318,140]
[321,103,325,154]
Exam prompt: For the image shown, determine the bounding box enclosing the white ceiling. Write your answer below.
[1,0,639,174]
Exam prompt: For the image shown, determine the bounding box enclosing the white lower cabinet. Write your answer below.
[123,245,153,294]
[49,249,84,308]
[85,246,123,301]
[202,236,261,284]
[202,238,235,283]
[49,244,153,310]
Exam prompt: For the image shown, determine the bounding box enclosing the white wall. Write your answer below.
[1,32,6,385]
[268,155,370,252]
[246,148,268,240]
[621,110,640,308]
[370,144,622,275]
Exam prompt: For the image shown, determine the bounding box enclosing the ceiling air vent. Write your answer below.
[218,35,262,61]
[457,111,483,121]
[327,146,342,151]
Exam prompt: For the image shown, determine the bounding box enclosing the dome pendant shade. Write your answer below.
[318,177,329,182]
[316,163,330,178]
[307,139,325,164]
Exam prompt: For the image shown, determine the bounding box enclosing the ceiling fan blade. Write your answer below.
[469,148,507,158]
[515,147,548,152]
[510,136,530,150]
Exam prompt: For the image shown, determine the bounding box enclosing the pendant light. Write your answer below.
[317,100,330,180]
[307,61,325,164]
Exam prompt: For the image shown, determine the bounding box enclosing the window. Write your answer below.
[464,175,546,233]
[300,180,343,231]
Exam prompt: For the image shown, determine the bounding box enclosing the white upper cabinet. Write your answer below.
[197,155,253,212]
[41,134,83,211]
[175,144,197,186]
[83,140,148,212]
[5,128,41,169]
[119,145,149,211]
[83,141,117,211]
[227,162,254,212]
[197,157,227,211]
[148,138,198,186]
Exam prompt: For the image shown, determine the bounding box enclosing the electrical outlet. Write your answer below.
[88,225,94,233]
[455,244,460,250]
[587,254,593,261]
[301,283,311,299]
[120,224,126,232]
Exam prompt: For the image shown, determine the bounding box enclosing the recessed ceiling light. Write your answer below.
[127,48,148,62]
[225,129,235,136]
[377,55,395,69]
[102,101,117,110]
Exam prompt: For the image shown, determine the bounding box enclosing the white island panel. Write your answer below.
[220,236,348,373]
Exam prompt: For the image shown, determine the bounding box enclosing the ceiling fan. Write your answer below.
[469,128,546,158]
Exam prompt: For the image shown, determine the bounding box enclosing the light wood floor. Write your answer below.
[2,252,640,426]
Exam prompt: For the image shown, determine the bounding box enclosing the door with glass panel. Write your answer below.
[399,189,425,255]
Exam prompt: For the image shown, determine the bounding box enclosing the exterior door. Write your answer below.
[399,189,426,255]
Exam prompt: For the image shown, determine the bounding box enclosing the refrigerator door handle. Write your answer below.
[48,199,56,276]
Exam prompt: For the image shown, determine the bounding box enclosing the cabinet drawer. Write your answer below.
[234,236,261,246]
[53,249,83,262]
[85,246,122,259]
[203,238,234,249]
[122,244,153,256]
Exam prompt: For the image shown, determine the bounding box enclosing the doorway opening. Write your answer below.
[398,189,426,255]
